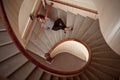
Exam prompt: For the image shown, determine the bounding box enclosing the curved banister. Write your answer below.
[48,38,91,62]
[0,0,92,76]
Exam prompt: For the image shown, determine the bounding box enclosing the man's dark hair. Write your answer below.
[36,14,45,19]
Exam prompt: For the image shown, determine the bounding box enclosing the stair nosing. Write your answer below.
[88,66,114,79]
[0,41,13,47]
[7,61,29,78]
[0,29,6,32]
[92,62,120,72]
[0,51,20,63]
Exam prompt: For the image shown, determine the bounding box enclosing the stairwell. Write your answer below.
[0,3,120,80]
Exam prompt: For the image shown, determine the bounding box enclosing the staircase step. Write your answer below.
[52,31,59,44]
[0,53,28,77]
[80,19,99,41]
[34,30,51,50]
[53,30,65,42]
[64,30,72,39]
[91,62,120,78]
[88,66,114,80]
[88,37,105,48]
[79,72,89,80]
[8,61,36,80]
[48,7,58,21]
[0,19,5,30]
[47,30,60,44]
[84,28,102,44]
[65,11,76,39]
[43,30,55,47]
[93,57,120,69]
[0,52,20,63]
[43,30,57,47]
[40,72,51,80]
[26,40,45,58]
[0,31,12,44]
[0,75,8,80]
[31,32,49,53]
[33,23,57,50]
[51,76,59,80]
[92,49,113,54]
[85,70,100,80]
[67,77,74,80]
[59,30,66,40]
[93,51,120,59]
[73,76,80,80]
[59,77,67,80]
[40,5,45,15]
[77,17,94,39]
[0,29,6,32]
[52,52,86,71]
[36,30,56,51]
[36,29,53,46]
[91,43,108,49]
[91,44,110,52]
[0,43,19,62]
[57,8,67,24]
[71,14,85,38]
[33,21,42,33]
[66,11,76,28]
[26,67,43,80]
[0,41,13,47]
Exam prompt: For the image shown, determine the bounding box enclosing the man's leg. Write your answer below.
[52,18,73,31]
[57,18,66,29]
[52,18,66,30]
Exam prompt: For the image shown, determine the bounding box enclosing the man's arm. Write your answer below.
[34,24,44,40]
[45,3,53,19]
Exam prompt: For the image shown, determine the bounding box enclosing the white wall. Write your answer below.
[93,0,120,55]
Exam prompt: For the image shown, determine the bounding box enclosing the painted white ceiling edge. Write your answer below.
[92,0,120,56]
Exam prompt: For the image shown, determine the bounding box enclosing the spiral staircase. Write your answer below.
[0,2,120,80]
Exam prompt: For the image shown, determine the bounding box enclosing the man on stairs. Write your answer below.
[33,3,73,40]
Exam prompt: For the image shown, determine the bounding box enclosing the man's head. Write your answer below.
[37,14,45,22]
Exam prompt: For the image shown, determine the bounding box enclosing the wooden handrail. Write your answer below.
[49,0,98,14]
